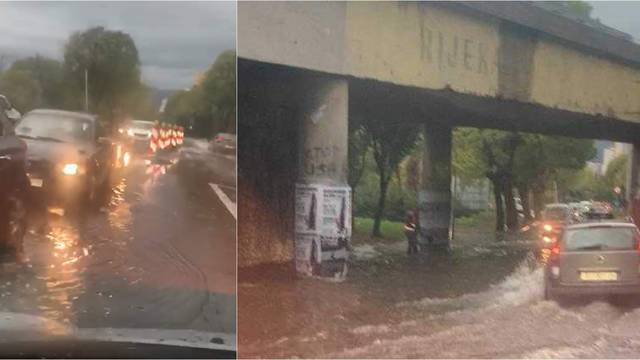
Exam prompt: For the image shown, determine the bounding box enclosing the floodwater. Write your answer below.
[239,230,640,358]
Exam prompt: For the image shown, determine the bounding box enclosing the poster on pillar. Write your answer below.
[295,184,351,277]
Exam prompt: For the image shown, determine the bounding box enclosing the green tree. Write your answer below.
[514,134,595,217]
[604,154,628,189]
[454,128,520,231]
[0,68,40,112]
[199,50,236,135]
[10,55,64,109]
[361,110,419,237]
[63,26,141,127]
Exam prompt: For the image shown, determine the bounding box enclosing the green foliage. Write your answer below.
[353,217,405,242]
[0,68,40,112]
[9,56,64,109]
[604,154,628,189]
[163,50,236,137]
[63,26,142,125]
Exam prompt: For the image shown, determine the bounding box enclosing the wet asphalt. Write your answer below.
[0,139,235,336]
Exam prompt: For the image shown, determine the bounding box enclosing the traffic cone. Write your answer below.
[160,124,168,149]
[149,121,159,155]
[169,125,176,147]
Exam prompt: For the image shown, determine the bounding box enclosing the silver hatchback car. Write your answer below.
[544,222,640,300]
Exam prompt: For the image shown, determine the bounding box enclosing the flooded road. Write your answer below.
[239,231,640,358]
[0,139,235,343]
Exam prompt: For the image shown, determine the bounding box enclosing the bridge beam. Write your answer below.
[295,76,351,279]
[419,123,453,249]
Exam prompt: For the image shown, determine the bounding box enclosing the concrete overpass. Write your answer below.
[238,1,640,277]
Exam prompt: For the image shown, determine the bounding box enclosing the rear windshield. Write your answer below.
[564,227,638,251]
[543,207,569,221]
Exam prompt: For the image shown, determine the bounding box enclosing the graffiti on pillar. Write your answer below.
[303,145,341,177]
[295,184,351,278]
[418,190,452,246]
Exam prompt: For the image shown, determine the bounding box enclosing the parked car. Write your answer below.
[14,109,114,209]
[0,111,28,252]
[209,133,236,155]
[544,222,640,301]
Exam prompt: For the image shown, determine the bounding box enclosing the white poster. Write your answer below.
[295,183,351,276]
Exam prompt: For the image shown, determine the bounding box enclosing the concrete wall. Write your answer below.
[239,1,640,124]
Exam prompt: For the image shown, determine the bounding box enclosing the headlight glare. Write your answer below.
[62,163,78,175]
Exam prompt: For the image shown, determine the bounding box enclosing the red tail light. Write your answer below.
[550,243,560,257]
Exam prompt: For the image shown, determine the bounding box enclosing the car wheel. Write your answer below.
[1,194,27,254]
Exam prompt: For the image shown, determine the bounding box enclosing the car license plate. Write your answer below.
[29,178,43,187]
[580,271,617,281]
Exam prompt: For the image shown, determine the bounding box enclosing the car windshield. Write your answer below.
[15,113,92,143]
[564,227,638,251]
[543,207,569,221]
[131,121,153,130]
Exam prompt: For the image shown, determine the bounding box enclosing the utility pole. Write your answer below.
[84,68,89,112]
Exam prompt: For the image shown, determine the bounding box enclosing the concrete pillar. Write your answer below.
[626,143,640,206]
[294,76,351,279]
[419,123,453,249]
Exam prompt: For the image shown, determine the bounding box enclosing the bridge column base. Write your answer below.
[419,123,453,249]
[294,76,351,280]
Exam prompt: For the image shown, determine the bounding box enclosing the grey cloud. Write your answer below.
[589,1,640,42]
[0,1,235,89]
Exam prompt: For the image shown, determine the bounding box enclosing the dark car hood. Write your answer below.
[22,138,93,164]
[0,312,235,352]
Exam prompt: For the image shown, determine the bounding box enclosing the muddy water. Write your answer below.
[239,236,640,359]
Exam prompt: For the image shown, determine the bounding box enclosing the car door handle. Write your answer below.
[0,154,11,160]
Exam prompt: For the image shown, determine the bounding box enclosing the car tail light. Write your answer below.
[550,243,560,257]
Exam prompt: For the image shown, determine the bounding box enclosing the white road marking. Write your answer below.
[209,183,236,219]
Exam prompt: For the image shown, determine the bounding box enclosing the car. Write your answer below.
[118,119,154,153]
[0,111,28,253]
[585,201,614,220]
[14,109,114,209]
[540,203,580,247]
[209,133,236,155]
[544,222,640,301]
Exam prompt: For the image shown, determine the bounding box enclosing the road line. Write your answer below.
[209,182,237,220]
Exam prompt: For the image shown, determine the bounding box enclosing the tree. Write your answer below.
[0,68,40,112]
[200,50,236,135]
[163,50,236,137]
[63,26,141,127]
[361,105,420,237]
[10,55,64,109]
[454,128,521,231]
[514,134,595,217]
[604,154,628,189]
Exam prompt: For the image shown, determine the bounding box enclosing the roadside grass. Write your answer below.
[353,210,496,245]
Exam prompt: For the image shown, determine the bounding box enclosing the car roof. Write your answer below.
[25,109,96,121]
[566,221,637,230]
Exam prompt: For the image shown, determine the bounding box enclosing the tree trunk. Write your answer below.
[372,175,390,237]
[492,178,505,232]
[504,178,519,230]
[520,184,533,221]
[532,184,546,220]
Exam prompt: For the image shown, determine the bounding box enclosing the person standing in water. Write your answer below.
[404,210,419,255]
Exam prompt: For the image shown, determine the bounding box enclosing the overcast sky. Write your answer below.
[590,1,640,42]
[0,1,235,90]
